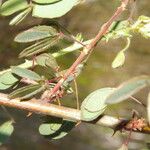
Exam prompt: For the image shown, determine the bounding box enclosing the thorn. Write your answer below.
[27,112,33,117]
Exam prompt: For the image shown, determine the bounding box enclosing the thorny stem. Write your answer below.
[0,93,150,134]
[48,0,130,100]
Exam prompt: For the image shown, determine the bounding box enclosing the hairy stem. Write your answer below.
[48,0,130,100]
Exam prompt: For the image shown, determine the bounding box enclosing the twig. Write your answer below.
[0,93,149,134]
[48,0,130,100]
[73,78,80,110]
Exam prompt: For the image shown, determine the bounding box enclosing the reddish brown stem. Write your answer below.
[48,0,129,100]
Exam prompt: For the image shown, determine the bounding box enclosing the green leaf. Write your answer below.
[19,38,50,58]
[39,124,52,135]
[11,67,42,81]
[0,82,13,90]
[81,108,106,122]
[39,117,63,136]
[0,121,14,146]
[36,53,58,69]
[105,20,131,41]
[112,51,125,68]
[48,120,76,140]
[32,0,78,19]
[0,72,18,85]
[82,88,114,112]
[1,0,29,16]
[15,26,58,43]
[9,7,32,26]
[0,72,18,90]
[19,37,59,58]
[39,117,76,140]
[81,88,114,121]
[33,65,56,80]
[112,38,130,68]
[32,0,61,4]
[106,76,150,104]
[148,92,150,125]
[9,84,45,100]
[39,116,63,136]
[36,53,50,67]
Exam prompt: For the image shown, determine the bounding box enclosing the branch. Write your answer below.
[0,39,92,75]
[0,93,150,134]
[48,0,130,99]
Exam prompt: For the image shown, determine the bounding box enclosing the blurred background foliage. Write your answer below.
[0,0,150,149]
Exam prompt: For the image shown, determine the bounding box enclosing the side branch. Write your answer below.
[0,93,150,134]
[48,0,130,99]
